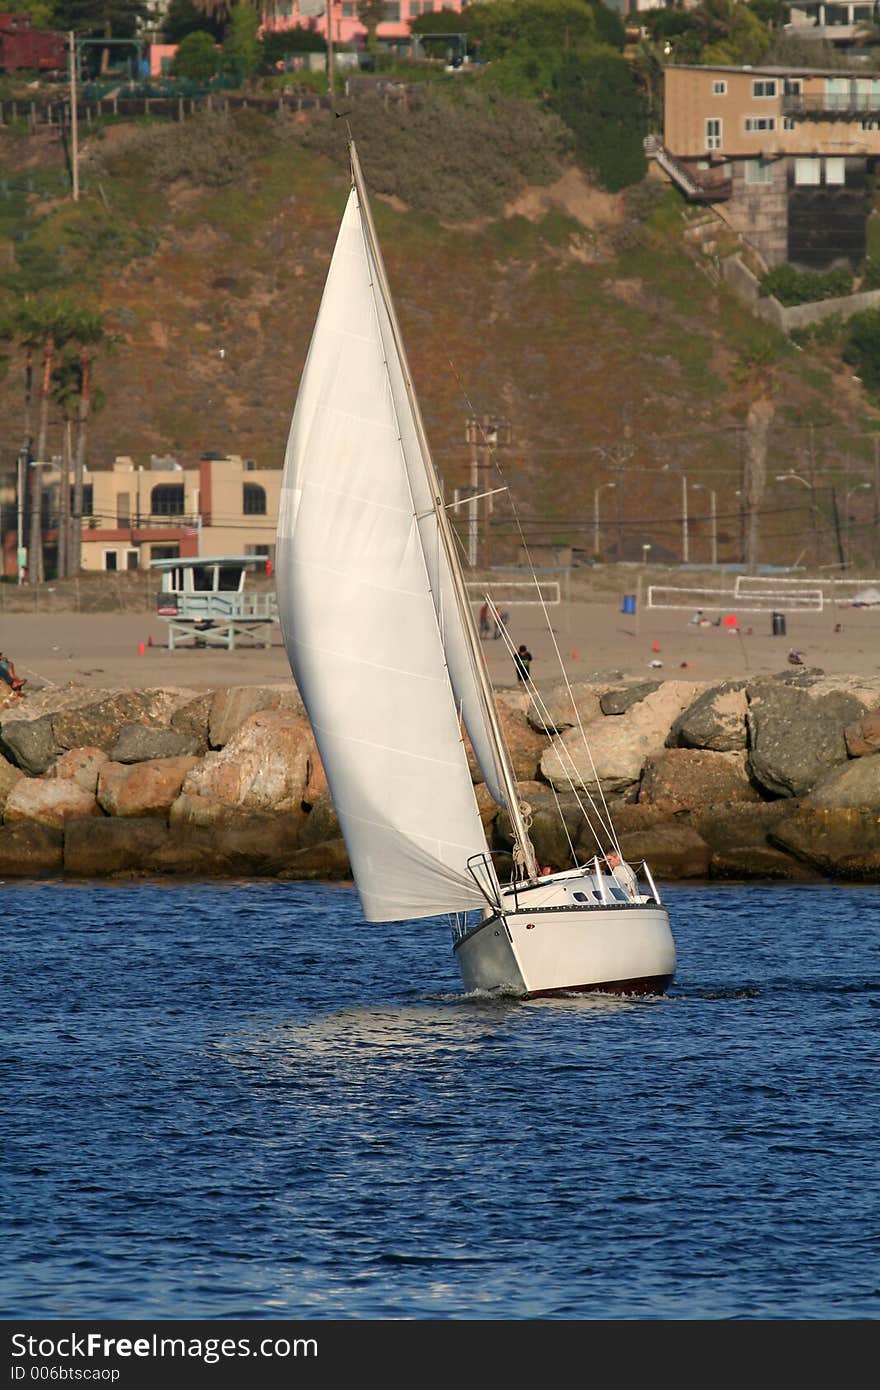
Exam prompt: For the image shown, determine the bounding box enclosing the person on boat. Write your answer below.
[606,850,638,899]
[514,644,533,683]
[0,653,25,697]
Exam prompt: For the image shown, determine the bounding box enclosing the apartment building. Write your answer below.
[0,454,281,578]
[662,63,880,267]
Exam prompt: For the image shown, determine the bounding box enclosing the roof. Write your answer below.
[149,556,268,570]
[667,63,874,78]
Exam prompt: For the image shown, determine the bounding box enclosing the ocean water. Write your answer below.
[1,878,877,1321]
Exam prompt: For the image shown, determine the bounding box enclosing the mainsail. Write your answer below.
[275,186,492,922]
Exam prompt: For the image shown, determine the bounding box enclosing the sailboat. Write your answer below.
[275,141,675,997]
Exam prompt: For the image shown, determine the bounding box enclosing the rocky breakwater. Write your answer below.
[2,668,880,883]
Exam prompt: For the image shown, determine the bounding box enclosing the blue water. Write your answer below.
[1,879,877,1320]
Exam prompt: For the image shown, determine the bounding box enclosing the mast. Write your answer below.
[348,140,538,880]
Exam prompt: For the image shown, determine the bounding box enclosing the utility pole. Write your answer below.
[874,435,880,571]
[326,2,335,99]
[69,32,79,202]
[465,415,510,569]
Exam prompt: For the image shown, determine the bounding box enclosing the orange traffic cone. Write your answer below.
[138,641,146,656]
[652,640,660,653]
[572,648,579,660]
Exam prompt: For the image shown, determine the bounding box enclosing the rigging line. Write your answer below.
[452,402,624,853]
[488,603,616,850]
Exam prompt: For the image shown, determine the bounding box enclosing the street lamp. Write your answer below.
[641,543,652,566]
[593,481,616,557]
[16,446,29,585]
[777,471,819,570]
[661,465,689,563]
[691,483,717,566]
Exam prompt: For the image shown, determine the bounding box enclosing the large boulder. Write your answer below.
[208,685,304,748]
[526,680,607,734]
[48,747,109,793]
[541,681,703,795]
[50,691,157,754]
[110,724,201,763]
[64,816,171,875]
[615,822,712,880]
[746,677,875,798]
[467,697,547,783]
[844,708,880,758]
[600,680,663,715]
[666,681,748,751]
[169,692,213,753]
[3,778,101,828]
[0,753,24,809]
[803,755,880,810]
[770,806,880,878]
[0,713,56,774]
[174,709,324,818]
[97,756,201,817]
[278,839,353,881]
[639,748,761,810]
[494,790,585,871]
[688,801,816,879]
[0,821,63,875]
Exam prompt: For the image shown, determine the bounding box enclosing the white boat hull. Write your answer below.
[453,883,675,998]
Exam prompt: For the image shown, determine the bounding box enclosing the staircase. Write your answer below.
[644,135,732,203]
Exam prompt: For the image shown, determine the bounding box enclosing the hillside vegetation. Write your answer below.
[1,90,879,570]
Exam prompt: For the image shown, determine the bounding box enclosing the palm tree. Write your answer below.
[16,298,78,583]
[67,308,107,577]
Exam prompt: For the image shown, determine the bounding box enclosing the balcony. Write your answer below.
[782,92,880,119]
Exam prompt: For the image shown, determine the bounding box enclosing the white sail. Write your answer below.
[275,189,491,922]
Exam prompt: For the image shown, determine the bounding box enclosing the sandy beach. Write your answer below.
[1,592,877,693]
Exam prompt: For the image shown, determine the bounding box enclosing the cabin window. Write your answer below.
[705,118,722,151]
[151,484,185,515]
[243,483,267,515]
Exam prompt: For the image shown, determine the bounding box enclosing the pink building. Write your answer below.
[263,1,465,47]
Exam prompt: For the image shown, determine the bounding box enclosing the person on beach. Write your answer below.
[479,602,490,639]
[0,653,26,696]
[606,850,638,899]
[514,644,532,683]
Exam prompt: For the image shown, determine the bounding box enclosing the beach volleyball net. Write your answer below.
[647,585,824,613]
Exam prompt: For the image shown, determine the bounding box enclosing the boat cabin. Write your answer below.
[151,556,278,650]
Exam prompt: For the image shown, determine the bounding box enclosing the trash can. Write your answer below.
[622,595,636,615]
[771,611,786,637]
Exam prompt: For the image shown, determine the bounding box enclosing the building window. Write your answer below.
[151,545,180,562]
[151,484,185,515]
[752,80,777,98]
[712,80,727,96]
[825,157,846,185]
[125,550,139,571]
[783,117,797,131]
[103,550,118,571]
[243,483,267,515]
[784,79,802,96]
[383,1,401,15]
[745,159,774,185]
[705,118,722,151]
[69,484,93,517]
[795,157,821,185]
[341,1,356,13]
[744,116,776,133]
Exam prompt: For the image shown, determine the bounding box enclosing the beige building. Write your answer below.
[661,64,880,267]
[1,453,281,578]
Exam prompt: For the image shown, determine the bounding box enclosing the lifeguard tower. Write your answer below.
[152,556,278,650]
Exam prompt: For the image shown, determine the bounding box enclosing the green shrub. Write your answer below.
[171,31,219,82]
[759,263,853,305]
[860,257,880,291]
[843,308,880,389]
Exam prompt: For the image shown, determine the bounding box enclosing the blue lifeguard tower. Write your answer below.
[151,556,278,650]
